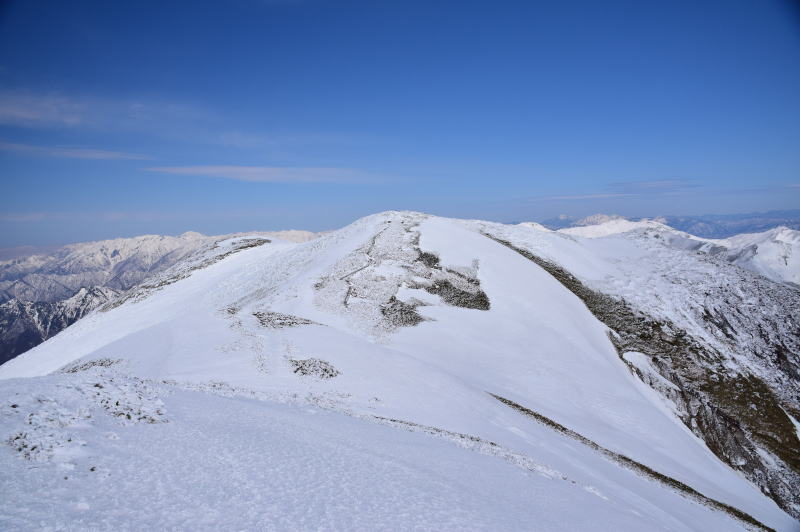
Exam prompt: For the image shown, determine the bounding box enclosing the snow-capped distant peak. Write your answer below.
[573,213,627,226]
[558,218,672,238]
[178,231,207,239]
[517,221,552,232]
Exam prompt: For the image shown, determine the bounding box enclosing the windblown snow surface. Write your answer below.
[0,212,797,531]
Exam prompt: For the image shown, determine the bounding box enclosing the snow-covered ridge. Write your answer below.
[552,215,799,286]
[1,211,797,529]
[0,229,318,303]
[704,226,800,286]
[0,229,320,364]
[559,218,675,238]
[0,232,212,302]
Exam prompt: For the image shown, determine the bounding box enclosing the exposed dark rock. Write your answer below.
[253,311,317,329]
[380,297,426,327]
[417,251,440,269]
[289,358,340,379]
[424,278,490,310]
[60,358,122,374]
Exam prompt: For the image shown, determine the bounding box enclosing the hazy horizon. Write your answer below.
[1,207,798,259]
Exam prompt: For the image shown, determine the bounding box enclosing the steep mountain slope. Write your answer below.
[0,230,318,363]
[1,212,796,530]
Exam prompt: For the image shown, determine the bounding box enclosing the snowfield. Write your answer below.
[0,211,798,530]
[557,217,800,286]
[1,369,761,531]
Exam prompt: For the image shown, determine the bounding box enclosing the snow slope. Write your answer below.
[0,370,757,531]
[559,218,692,239]
[557,217,800,286]
[706,226,800,286]
[0,212,797,530]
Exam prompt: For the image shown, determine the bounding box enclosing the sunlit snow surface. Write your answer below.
[0,212,797,530]
[558,218,800,286]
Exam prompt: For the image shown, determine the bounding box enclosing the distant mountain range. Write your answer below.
[557,218,800,287]
[540,209,800,238]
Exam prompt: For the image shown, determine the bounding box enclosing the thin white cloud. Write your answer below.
[0,211,188,223]
[606,179,697,193]
[0,89,211,132]
[530,179,697,202]
[147,165,381,183]
[0,90,86,127]
[0,89,362,158]
[0,212,49,223]
[0,141,150,160]
[546,193,634,201]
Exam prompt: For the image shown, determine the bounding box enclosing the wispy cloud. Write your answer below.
[0,89,364,157]
[528,179,698,203]
[0,208,307,226]
[0,90,86,127]
[0,211,186,223]
[0,141,150,160]
[605,179,698,194]
[0,212,49,223]
[546,193,634,201]
[147,165,382,183]
[0,89,211,132]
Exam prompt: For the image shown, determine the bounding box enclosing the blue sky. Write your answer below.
[1,0,799,246]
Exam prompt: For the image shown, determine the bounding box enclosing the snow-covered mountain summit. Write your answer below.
[1,211,798,530]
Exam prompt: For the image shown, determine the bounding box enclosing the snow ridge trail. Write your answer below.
[341,224,390,307]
